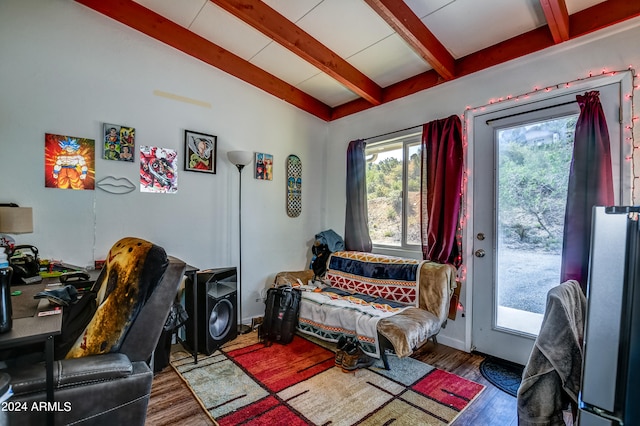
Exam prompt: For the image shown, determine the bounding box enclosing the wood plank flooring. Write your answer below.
[147,339,522,425]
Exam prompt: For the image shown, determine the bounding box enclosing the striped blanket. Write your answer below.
[326,251,423,306]
[297,252,424,358]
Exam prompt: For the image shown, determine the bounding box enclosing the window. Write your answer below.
[365,132,421,249]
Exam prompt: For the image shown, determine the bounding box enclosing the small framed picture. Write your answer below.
[255,152,273,180]
[140,145,178,193]
[184,130,217,174]
[103,123,135,162]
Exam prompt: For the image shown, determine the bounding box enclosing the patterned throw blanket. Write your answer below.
[326,251,423,306]
[297,251,424,358]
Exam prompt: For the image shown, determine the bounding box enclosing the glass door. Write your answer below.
[471,82,622,365]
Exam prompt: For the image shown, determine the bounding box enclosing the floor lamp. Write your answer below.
[227,150,253,335]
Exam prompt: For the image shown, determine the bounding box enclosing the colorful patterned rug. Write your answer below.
[170,332,484,425]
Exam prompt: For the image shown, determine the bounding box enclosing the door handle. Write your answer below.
[474,249,485,258]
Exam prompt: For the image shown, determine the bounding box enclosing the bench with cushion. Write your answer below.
[275,250,456,369]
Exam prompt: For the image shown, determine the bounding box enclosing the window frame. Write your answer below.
[365,130,422,256]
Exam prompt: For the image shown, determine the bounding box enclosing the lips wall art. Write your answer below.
[96,176,136,194]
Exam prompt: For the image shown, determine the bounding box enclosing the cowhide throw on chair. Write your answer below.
[65,237,169,359]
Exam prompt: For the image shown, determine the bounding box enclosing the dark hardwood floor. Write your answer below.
[146,339,522,425]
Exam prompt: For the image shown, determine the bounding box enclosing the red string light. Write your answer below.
[458,67,638,282]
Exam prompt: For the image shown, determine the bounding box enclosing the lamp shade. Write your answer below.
[0,207,33,234]
[227,151,253,167]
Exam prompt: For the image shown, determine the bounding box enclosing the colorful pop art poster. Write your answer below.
[255,152,273,181]
[103,123,135,162]
[140,145,178,194]
[45,133,95,190]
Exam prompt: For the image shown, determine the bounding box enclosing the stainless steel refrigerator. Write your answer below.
[578,206,640,425]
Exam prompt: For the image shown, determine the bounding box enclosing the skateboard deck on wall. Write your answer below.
[286,155,302,218]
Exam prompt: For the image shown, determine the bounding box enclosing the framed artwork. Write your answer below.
[45,133,95,190]
[103,123,135,162]
[184,130,217,173]
[140,146,178,194]
[255,152,273,180]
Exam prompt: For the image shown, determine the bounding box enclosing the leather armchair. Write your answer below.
[4,240,186,426]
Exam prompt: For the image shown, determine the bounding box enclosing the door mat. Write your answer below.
[479,356,524,397]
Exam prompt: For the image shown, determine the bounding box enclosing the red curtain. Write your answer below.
[421,115,463,266]
[560,91,614,289]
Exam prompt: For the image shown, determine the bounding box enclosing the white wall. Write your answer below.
[0,0,327,322]
[326,18,640,350]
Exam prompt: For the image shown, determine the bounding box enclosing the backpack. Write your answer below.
[259,286,301,345]
[311,243,331,279]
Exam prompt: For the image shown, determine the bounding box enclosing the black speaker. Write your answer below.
[185,267,238,355]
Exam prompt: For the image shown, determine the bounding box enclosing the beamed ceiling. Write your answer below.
[75,0,640,121]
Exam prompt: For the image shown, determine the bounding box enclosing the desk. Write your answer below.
[0,297,61,426]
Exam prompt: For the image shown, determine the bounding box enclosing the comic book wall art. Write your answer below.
[140,146,178,194]
[184,130,216,174]
[255,152,273,180]
[103,123,135,162]
[45,133,95,190]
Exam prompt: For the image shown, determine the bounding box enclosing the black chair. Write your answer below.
[4,237,186,425]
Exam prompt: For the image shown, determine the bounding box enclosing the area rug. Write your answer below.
[171,332,485,425]
[479,356,524,397]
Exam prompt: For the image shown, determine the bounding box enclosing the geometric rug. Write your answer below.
[171,332,485,425]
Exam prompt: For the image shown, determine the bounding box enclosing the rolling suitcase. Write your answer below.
[259,285,301,345]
